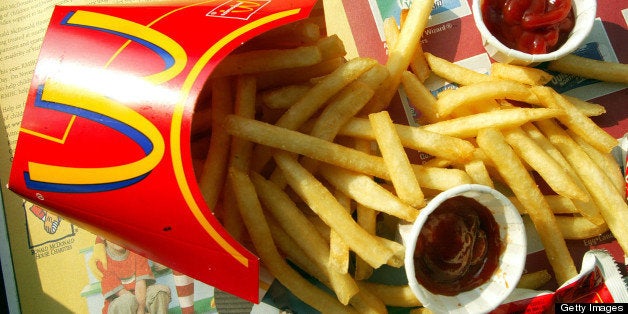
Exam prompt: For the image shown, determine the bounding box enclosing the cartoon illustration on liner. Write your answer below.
[29,204,62,234]
[94,237,172,314]
[89,236,200,314]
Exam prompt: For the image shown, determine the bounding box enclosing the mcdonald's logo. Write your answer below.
[206,0,271,20]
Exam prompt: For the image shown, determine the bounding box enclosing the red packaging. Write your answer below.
[492,250,628,313]
[8,0,318,303]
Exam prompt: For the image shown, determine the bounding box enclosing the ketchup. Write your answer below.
[481,0,575,54]
[413,196,502,296]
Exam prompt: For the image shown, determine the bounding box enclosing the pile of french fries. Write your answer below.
[190,0,628,312]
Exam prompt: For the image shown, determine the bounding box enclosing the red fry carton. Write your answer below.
[8,0,319,303]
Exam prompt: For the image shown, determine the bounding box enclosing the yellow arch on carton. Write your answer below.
[67,9,188,84]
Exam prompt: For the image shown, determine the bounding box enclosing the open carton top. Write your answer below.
[8,0,320,303]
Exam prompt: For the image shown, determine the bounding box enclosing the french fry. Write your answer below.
[276,57,378,130]
[211,44,323,77]
[319,164,420,222]
[229,76,257,171]
[199,77,232,209]
[315,34,348,60]
[273,150,399,268]
[349,288,388,314]
[255,57,344,90]
[535,119,628,255]
[384,17,430,82]
[401,71,439,124]
[252,57,378,171]
[410,307,434,314]
[421,156,455,168]
[353,139,377,281]
[419,107,564,139]
[463,159,494,188]
[555,216,609,240]
[436,80,537,118]
[225,115,390,179]
[250,172,359,305]
[260,84,311,109]
[290,64,386,147]
[464,99,501,115]
[378,237,405,268]
[477,128,577,284]
[510,197,609,239]
[309,81,375,139]
[355,201,377,280]
[502,127,589,202]
[510,195,579,215]
[330,191,352,275]
[531,86,618,153]
[424,52,496,85]
[266,217,328,282]
[563,95,606,117]
[520,122,604,225]
[227,168,355,313]
[410,44,430,83]
[411,165,472,191]
[358,281,422,308]
[517,270,552,290]
[356,62,390,89]
[306,214,332,240]
[269,218,386,314]
[361,0,434,114]
[568,130,625,197]
[221,75,257,241]
[547,54,628,84]
[220,182,245,243]
[369,111,425,208]
[337,116,476,162]
[279,66,387,186]
[383,17,399,54]
[490,62,553,85]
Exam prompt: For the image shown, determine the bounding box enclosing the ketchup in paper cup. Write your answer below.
[403,184,526,314]
[471,0,596,65]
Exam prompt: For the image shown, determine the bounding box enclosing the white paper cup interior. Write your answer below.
[471,0,597,65]
[403,184,526,314]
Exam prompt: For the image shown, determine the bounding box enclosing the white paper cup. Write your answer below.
[403,184,526,314]
[471,0,596,65]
